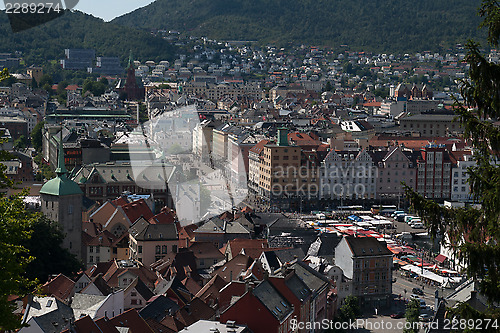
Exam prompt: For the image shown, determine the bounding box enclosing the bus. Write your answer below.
[371,205,397,215]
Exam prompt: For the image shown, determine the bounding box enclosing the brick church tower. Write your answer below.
[116,51,145,100]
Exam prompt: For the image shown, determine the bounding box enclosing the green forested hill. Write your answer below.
[113,0,486,52]
[0,10,175,64]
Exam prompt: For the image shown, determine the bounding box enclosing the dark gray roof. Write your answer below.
[129,217,178,241]
[135,278,155,302]
[274,248,305,264]
[307,233,342,258]
[139,295,180,322]
[344,236,393,257]
[196,219,250,235]
[252,280,293,322]
[252,213,288,226]
[400,114,456,122]
[23,297,74,333]
[292,261,329,294]
[30,309,73,333]
[285,274,312,303]
[267,218,319,253]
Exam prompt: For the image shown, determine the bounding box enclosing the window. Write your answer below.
[89,246,93,253]
[162,245,167,254]
[155,245,161,254]
[89,256,93,262]
[172,245,178,253]
[96,246,100,253]
[68,205,73,215]
[138,246,142,254]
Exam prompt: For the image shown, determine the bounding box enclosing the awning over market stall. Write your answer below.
[435,254,447,263]
[401,264,449,285]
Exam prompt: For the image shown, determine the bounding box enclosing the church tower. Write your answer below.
[40,137,84,260]
[124,51,144,100]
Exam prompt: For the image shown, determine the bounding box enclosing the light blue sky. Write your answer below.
[1,1,156,22]
[74,0,155,21]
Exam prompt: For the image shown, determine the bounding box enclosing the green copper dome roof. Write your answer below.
[40,175,83,196]
[40,132,83,196]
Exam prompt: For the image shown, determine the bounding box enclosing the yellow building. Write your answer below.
[258,129,320,211]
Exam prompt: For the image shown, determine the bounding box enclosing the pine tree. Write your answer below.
[404,0,500,323]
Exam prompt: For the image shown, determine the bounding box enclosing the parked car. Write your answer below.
[391,211,405,218]
[412,287,424,295]
[419,313,431,322]
[391,312,405,319]
[397,214,407,222]
[404,216,415,223]
[412,222,424,229]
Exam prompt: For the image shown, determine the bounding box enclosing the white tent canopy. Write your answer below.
[401,264,445,285]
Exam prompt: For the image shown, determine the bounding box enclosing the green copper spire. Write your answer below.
[128,50,134,70]
[40,131,83,197]
[54,134,67,176]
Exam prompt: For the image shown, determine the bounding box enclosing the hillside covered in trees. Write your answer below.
[113,0,486,52]
[0,10,176,65]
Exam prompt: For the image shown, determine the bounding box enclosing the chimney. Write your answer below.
[245,281,255,293]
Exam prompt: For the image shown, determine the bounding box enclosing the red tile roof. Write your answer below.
[195,275,227,302]
[62,315,119,333]
[188,242,225,260]
[108,309,155,333]
[226,239,269,259]
[42,274,75,301]
[112,197,129,207]
[149,207,176,225]
[160,316,185,332]
[85,230,118,247]
[121,199,154,224]
[212,253,254,283]
[174,297,216,326]
[249,139,270,155]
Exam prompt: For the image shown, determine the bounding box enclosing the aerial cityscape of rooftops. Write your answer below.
[2,1,500,332]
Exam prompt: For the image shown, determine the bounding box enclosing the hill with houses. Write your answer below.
[113,0,486,52]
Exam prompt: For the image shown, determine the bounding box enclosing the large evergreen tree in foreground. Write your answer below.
[405,0,500,327]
